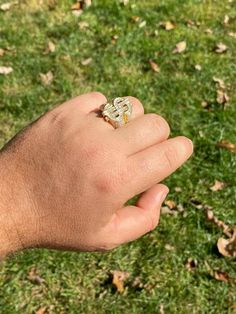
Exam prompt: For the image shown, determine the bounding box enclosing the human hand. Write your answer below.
[0,92,193,255]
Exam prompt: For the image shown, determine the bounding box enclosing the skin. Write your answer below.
[0,92,193,258]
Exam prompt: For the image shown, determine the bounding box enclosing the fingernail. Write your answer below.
[159,189,169,204]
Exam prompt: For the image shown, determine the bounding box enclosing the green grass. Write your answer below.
[0,0,236,313]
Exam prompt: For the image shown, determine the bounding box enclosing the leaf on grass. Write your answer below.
[44,41,56,54]
[139,21,146,28]
[195,64,202,71]
[36,307,47,314]
[160,21,175,31]
[213,270,230,282]
[131,16,140,23]
[173,41,186,54]
[40,71,54,86]
[216,90,229,104]
[81,57,92,65]
[0,2,12,11]
[205,206,233,237]
[210,180,227,192]
[0,48,5,57]
[223,15,230,25]
[215,43,228,53]
[165,244,175,251]
[0,66,13,75]
[217,140,236,153]
[201,101,209,109]
[27,268,45,285]
[164,200,176,209]
[228,32,236,39]
[213,77,226,89]
[159,304,165,314]
[186,258,197,271]
[217,229,236,257]
[149,60,160,73]
[78,21,89,29]
[174,187,182,193]
[111,270,130,293]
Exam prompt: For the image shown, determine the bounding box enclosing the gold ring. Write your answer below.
[100,97,133,129]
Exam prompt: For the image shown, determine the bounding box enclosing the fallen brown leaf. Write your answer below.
[139,21,146,28]
[164,200,176,209]
[205,206,233,237]
[27,268,45,285]
[228,32,236,39]
[39,71,54,86]
[111,270,130,293]
[223,15,230,25]
[36,307,47,314]
[173,41,186,54]
[217,140,236,153]
[186,258,197,271]
[160,21,175,31]
[81,57,92,66]
[131,16,140,23]
[149,60,160,73]
[0,48,5,57]
[210,180,227,192]
[213,77,226,89]
[44,41,56,55]
[216,90,229,104]
[0,66,13,75]
[78,21,89,29]
[217,229,236,257]
[0,2,12,11]
[213,270,230,282]
[215,43,228,53]
[195,64,202,71]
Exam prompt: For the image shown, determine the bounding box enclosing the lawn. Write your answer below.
[0,0,236,313]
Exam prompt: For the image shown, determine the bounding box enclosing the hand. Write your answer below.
[0,92,193,255]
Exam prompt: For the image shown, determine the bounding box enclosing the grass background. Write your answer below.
[0,0,236,313]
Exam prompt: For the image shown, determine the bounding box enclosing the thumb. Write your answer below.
[104,184,169,247]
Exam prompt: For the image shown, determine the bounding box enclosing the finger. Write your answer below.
[59,92,107,114]
[115,113,170,156]
[88,96,144,130]
[101,184,169,247]
[126,136,193,197]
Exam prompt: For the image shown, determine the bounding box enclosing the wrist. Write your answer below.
[0,149,37,258]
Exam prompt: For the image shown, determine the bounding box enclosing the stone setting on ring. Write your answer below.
[100,97,132,129]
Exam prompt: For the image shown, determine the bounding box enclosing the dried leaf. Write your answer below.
[205,207,233,237]
[0,66,13,75]
[39,71,54,86]
[217,229,236,257]
[213,77,225,89]
[215,43,228,53]
[0,48,5,57]
[216,90,229,104]
[131,16,140,23]
[27,268,45,285]
[213,270,230,282]
[161,206,178,216]
[210,180,227,192]
[44,41,56,54]
[160,21,175,31]
[205,28,213,34]
[149,60,160,73]
[0,2,12,11]
[159,304,165,314]
[173,41,186,54]
[201,101,209,109]
[81,57,92,65]
[217,140,236,153]
[111,270,130,293]
[174,187,182,193]
[164,200,176,209]
[195,64,202,71]
[228,32,236,39]
[71,2,82,10]
[223,15,229,25]
[78,21,89,29]
[36,307,47,314]
[186,258,197,271]
[164,244,175,251]
[139,21,146,28]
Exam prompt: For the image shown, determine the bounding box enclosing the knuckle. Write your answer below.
[90,91,107,103]
[163,145,178,170]
[147,114,170,136]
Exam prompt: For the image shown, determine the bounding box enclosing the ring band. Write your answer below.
[100,97,132,129]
